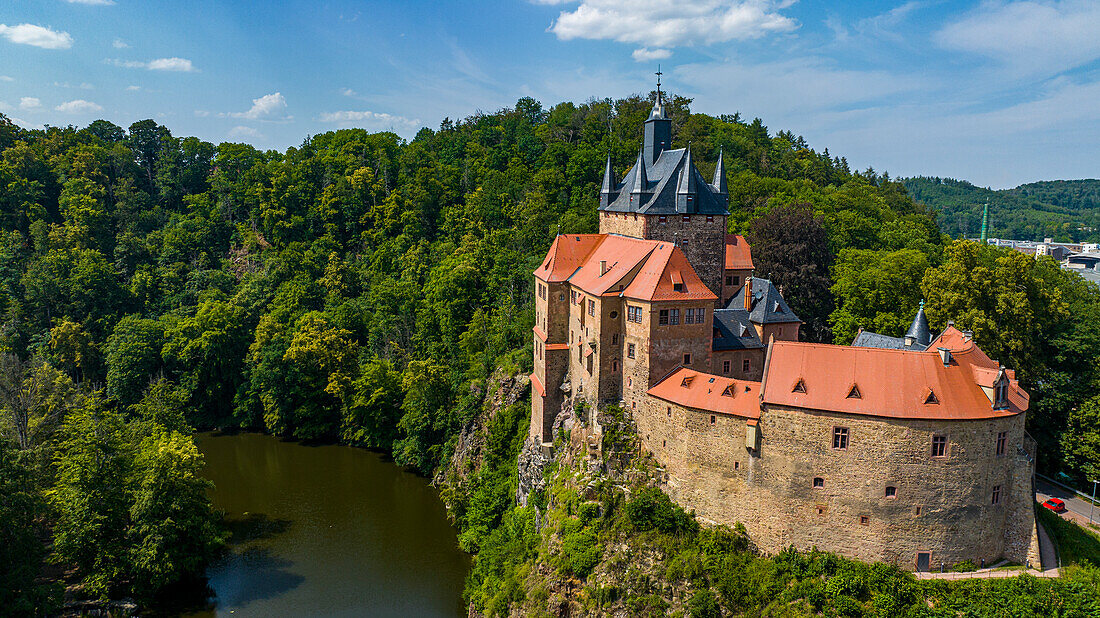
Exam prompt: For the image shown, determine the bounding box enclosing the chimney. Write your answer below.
[743,277,753,311]
[599,260,607,276]
[937,347,952,366]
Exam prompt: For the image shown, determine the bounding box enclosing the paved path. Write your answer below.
[914,506,1062,580]
[1037,479,1100,529]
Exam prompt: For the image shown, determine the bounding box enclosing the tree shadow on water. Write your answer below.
[224,512,292,545]
[207,546,306,610]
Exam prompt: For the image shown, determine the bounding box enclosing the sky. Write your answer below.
[0,0,1097,189]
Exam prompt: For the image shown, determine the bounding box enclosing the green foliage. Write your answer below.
[904,176,1100,242]
[0,441,59,613]
[626,486,697,535]
[48,395,221,600]
[829,248,932,344]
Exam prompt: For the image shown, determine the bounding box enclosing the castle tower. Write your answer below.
[597,83,730,301]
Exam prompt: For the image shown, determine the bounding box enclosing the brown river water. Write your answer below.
[181,432,470,617]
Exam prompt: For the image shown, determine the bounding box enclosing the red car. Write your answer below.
[1042,498,1067,513]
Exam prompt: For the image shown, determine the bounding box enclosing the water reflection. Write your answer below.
[182,433,470,617]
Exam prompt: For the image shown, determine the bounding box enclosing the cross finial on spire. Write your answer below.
[919,299,925,310]
[656,64,662,94]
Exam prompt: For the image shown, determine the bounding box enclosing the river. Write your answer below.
[184,432,470,617]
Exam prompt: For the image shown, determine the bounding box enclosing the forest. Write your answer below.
[2,92,1100,614]
[903,176,1100,242]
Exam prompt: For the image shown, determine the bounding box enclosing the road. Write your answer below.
[1036,478,1100,527]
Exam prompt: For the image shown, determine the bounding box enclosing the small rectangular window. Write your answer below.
[612,333,618,346]
[885,486,897,499]
[628,343,635,359]
[931,435,947,458]
[742,358,750,372]
[860,515,870,526]
[684,308,694,324]
[588,299,595,316]
[681,238,689,250]
[709,415,716,425]
[992,485,1001,505]
[725,275,733,286]
[670,309,680,325]
[813,477,824,489]
[587,355,593,374]
[667,406,672,417]
[682,215,690,222]
[732,276,740,287]
[659,216,667,223]
[996,431,1007,456]
[683,353,692,365]
[659,309,669,325]
[833,427,849,450]
[706,215,714,223]
[723,360,731,374]
[571,291,577,303]
[559,293,565,301]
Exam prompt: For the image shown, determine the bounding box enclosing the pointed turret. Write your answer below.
[903,301,932,349]
[713,149,728,195]
[599,154,618,208]
[676,147,698,213]
[643,89,672,164]
[628,149,649,205]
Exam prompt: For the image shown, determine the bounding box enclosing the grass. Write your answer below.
[1037,503,1100,566]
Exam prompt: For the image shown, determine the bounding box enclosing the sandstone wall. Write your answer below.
[642,214,727,304]
[634,398,1037,570]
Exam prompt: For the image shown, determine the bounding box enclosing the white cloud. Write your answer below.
[19,97,41,110]
[109,57,196,72]
[0,75,13,82]
[229,125,263,139]
[125,85,140,91]
[64,0,116,5]
[0,23,74,50]
[632,47,671,62]
[233,92,289,120]
[341,87,357,97]
[55,99,102,113]
[318,110,421,130]
[935,0,1100,77]
[112,38,128,49]
[147,57,195,72]
[545,0,797,56]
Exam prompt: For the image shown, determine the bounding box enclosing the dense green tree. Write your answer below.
[829,248,931,344]
[746,203,834,341]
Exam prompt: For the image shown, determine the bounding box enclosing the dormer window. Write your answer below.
[792,379,806,394]
[994,373,1010,410]
[673,283,685,292]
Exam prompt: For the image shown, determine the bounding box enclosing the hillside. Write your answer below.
[903,176,1100,242]
[4,94,1100,614]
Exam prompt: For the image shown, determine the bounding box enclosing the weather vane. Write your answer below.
[656,65,662,94]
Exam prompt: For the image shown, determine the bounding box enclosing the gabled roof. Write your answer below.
[600,147,730,216]
[621,240,717,302]
[727,278,800,325]
[725,234,753,271]
[648,368,761,419]
[533,234,604,282]
[566,235,657,296]
[712,308,764,351]
[545,233,717,303]
[762,329,1028,420]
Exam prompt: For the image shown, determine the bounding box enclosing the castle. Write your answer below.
[530,91,1040,571]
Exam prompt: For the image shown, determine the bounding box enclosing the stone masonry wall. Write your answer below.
[643,214,727,303]
[633,398,1037,571]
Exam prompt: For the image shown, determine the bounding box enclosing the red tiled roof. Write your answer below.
[530,373,545,397]
[648,368,761,419]
[622,241,717,302]
[762,329,1028,421]
[567,235,659,296]
[534,234,604,282]
[725,234,753,271]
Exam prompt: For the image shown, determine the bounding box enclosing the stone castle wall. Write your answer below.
[633,398,1038,570]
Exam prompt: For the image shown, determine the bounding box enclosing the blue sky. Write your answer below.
[1,1,1097,189]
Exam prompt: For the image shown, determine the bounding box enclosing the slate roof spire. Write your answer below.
[629,148,649,198]
[713,149,728,195]
[600,153,617,208]
[644,67,672,164]
[676,146,697,213]
[904,300,932,349]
